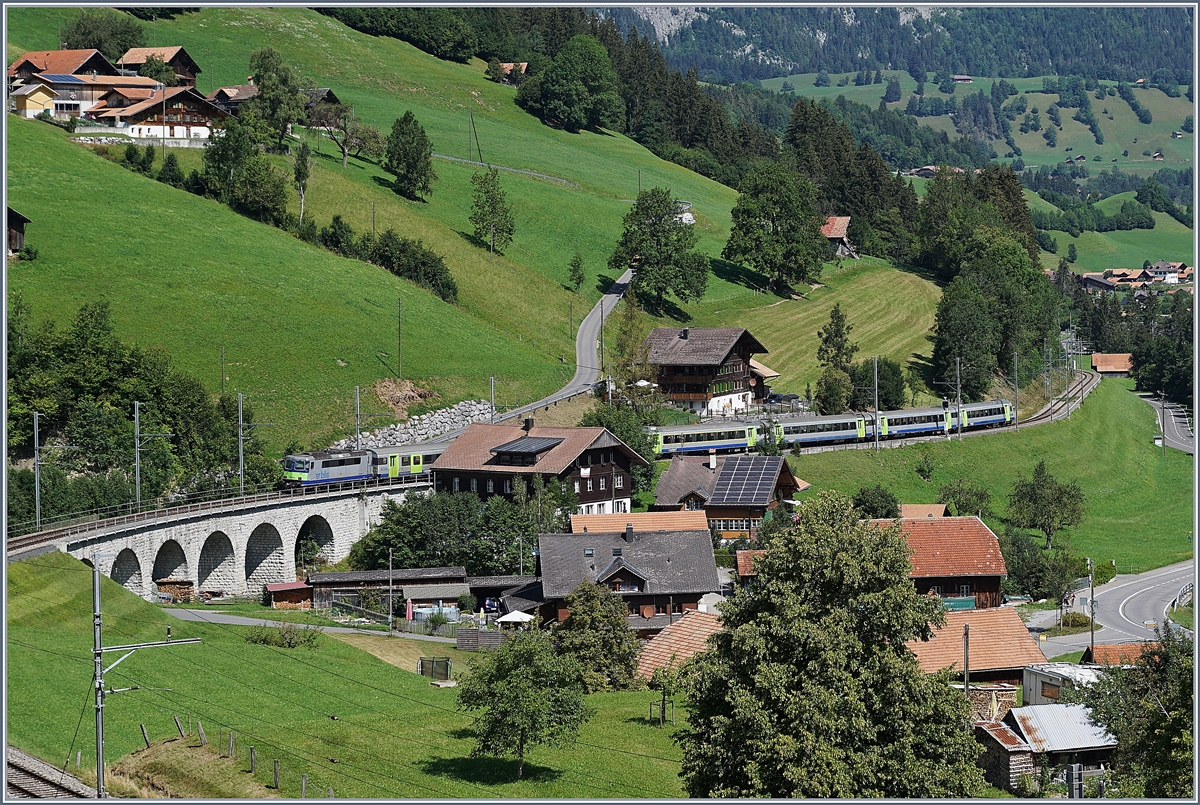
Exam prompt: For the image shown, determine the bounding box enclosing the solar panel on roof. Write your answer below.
[38,74,85,83]
[490,436,564,455]
[708,456,780,506]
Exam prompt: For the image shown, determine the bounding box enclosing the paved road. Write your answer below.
[1033,560,1195,656]
[1137,393,1195,454]
[165,608,457,643]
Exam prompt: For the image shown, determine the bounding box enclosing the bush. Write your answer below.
[915,452,935,482]
[1060,611,1092,628]
[427,609,451,635]
[17,246,38,261]
[1092,561,1116,586]
[457,593,478,613]
[244,623,322,649]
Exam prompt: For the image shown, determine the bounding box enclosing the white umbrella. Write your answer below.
[496,610,535,623]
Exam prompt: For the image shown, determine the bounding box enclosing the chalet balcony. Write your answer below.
[667,391,713,402]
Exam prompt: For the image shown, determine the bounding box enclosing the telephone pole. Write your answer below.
[1087,557,1095,660]
[490,376,495,424]
[1013,351,1020,431]
[397,298,402,380]
[134,402,172,512]
[873,356,880,452]
[91,555,199,798]
[353,386,389,453]
[955,357,963,441]
[388,548,394,635]
[237,394,274,495]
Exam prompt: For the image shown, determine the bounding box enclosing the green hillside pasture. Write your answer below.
[7,118,565,450]
[671,258,942,395]
[7,7,745,310]
[1037,209,1194,273]
[7,552,686,798]
[788,378,1193,570]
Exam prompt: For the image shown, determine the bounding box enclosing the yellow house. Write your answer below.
[12,82,58,117]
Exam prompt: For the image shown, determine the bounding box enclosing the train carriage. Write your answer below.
[873,406,950,439]
[952,400,1014,430]
[651,421,759,455]
[774,413,866,447]
[282,449,374,486]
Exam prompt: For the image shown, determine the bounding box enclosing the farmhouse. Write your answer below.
[1091,353,1133,377]
[873,516,1008,608]
[1079,272,1116,293]
[652,453,805,540]
[207,84,259,114]
[906,607,1046,685]
[1147,258,1184,284]
[635,609,722,679]
[952,74,974,83]
[900,503,947,518]
[1081,641,1157,665]
[821,215,859,258]
[91,85,230,138]
[431,420,649,515]
[118,46,203,87]
[537,525,720,638]
[570,509,709,534]
[643,327,767,415]
[7,48,117,83]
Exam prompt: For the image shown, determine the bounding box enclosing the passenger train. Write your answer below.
[649,400,1014,455]
[281,441,449,487]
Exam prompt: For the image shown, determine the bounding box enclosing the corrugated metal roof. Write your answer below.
[1026,662,1105,686]
[1009,704,1116,753]
[976,721,1031,752]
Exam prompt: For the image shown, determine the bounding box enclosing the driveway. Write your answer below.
[165,608,457,643]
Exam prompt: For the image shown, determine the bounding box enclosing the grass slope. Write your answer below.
[788,378,1193,570]
[6,118,564,450]
[7,552,686,798]
[1036,209,1195,272]
[763,71,1193,172]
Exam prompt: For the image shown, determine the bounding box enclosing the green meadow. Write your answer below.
[788,378,1194,570]
[7,551,687,798]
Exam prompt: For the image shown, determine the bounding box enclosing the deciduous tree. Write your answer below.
[552,581,642,692]
[608,187,708,311]
[457,630,592,780]
[63,8,144,62]
[137,54,177,86]
[568,251,585,293]
[291,139,313,226]
[722,162,826,290]
[384,111,437,200]
[515,34,622,132]
[1007,460,1084,549]
[813,366,852,415]
[469,168,514,254]
[678,492,986,797]
[243,47,308,149]
[852,484,900,518]
[936,478,993,517]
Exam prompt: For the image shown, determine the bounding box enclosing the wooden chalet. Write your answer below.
[906,607,1047,685]
[207,84,259,115]
[7,49,117,84]
[654,454,805,540]
[821,215,858,258]
[118,46,203,87]
[537,525,720,637]
[92,85,228,139]
[431,420,649,516]
[874,516,1008,608]
[643,327,767,414]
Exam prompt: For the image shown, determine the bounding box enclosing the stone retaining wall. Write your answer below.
[331,399,494,449]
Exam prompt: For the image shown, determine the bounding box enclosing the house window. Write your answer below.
[584,505,593,514]
[613,548,622,556]
[584,549,593,557]
[615,474,623,489]
[959,584,971,597]
[504,479,512,494]
[599,477,606,491]
[452,477,460,492]
[1041,681,1060,701]
[930,585,943,596]
[655,602,667,615]
[470,478,478,492]
[487,479,494,493]
[616,500,627,513]
[574,480,580,494]
[586,479,593,492]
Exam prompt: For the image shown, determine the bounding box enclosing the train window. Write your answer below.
[401,456,410,466]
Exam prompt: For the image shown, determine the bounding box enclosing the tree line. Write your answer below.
[6,296,276,530]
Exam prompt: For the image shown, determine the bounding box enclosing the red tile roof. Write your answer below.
[907,607,1046,673]
[821,216,851,239]
[1092,353,1133,373]
[571,510,709,533]
[7,49,109,77]
[735,549,765,577]
[1083,642,1158,665]
[635,610,722,679]
[871,517,1007,578]
[118,46,185,65]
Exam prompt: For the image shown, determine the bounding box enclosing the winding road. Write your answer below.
[1138,394,1195,454]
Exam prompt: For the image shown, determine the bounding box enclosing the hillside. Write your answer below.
[6,552,685,798]
[788,378,1193,570]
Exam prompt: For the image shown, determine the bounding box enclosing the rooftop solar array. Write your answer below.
[37,74,86,83]
[707,455,782,506]
[490,436,564,455]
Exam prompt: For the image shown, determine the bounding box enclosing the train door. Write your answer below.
[746,427,757,448]
[652,432,664,455]
[856,418,866,439]
[387,454,400,478]
[1003,401,1014,423]
[961,409,970,429]
[411,453,424,474]
[879,416,889,437]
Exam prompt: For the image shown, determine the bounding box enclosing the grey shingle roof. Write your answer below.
[307,567,467,585]
[500,579,543,613]
[402,583,471,600]
[538,529,720,599]
[643,328,766,366]
[653,455,722,507]
[467,575,533,589]
[708,455,786,506]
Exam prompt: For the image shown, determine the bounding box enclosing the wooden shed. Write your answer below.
[7,207,30,253]
[265,581,313,609]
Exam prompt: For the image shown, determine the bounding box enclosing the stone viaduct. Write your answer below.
[20,479,431,600]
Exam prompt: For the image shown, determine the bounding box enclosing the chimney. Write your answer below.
[624,524,634,542]
[523,417,534,433]
[680,328,689,340]
[708,449,717,470]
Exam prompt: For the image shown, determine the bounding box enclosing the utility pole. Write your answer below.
[1045,338,1054,422]
[490,376,495,424]
[397,299,402,380]
[221,346,225,395]
[873,356,880,453]
[92,556,199,798]
[1013,351,1020,431]
[237,394,275,496]
[388,548,394,636]
[1160,391,1167,457]
[569,299,573,340]
[599,300,606,394]
[355,386,362,451]
[1087,557,1095,660]
[955,357,963,441]
[134,402,172,513]
[963,623,971,697]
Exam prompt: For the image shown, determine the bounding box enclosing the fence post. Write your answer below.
[174,715,186,738]
[301,774,307,798]
[197,720,207,746]
[328,788,334,798]
[274,759,280,789]
[141,724,151,749]
[228,731,234,759]
[250,746,256,774]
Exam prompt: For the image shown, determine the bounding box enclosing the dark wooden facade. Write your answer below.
[912,575,1003,609]
[7,208,29,253]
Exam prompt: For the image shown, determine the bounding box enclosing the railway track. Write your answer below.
[6,746,97,799]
